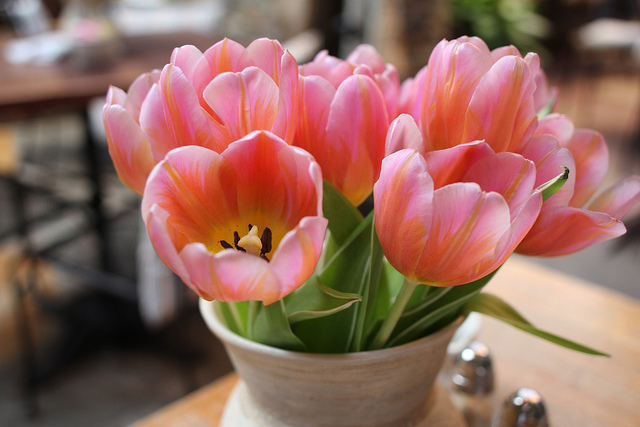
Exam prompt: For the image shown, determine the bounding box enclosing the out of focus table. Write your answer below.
[132,257,640,427]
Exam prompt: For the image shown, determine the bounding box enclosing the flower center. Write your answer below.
[220,224,272,261]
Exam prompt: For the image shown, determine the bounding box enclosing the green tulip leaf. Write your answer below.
[250,300,307,352]
[322,179,364,246]
[465,293,610,356]
[537,165,570,202]
[285,277,362,324]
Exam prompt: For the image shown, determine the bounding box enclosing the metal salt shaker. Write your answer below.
[449,341,495,427]
[493,388,549,427]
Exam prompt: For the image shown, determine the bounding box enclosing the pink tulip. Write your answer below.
[375,116,542,286]
[517,114,640,256]
[104,38,298,195]
[399,36,541,153]
[295,46,396,206]
[141,131,328,304]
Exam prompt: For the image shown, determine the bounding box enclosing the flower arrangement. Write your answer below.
[103,36,640,355]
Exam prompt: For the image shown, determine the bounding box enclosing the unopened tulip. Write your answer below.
[375,117,542,286]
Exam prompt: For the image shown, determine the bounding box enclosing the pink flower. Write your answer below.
[399,36,543,153]
[294,45,397,206]
[141,131,327,304]
[375,116,542,286]
[517,114,640,256]
[103,38,298,195]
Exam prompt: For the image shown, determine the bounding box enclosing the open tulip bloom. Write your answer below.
[105,36,640,354]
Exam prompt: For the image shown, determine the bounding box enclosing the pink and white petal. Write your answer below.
[170,45,205,84]
[565,129,609,208]
[520,134,576,206]
[103,104,154,195]
[464,152,537,216]
[222,132,321,240]
[324,74,389,205]
[424,141,494,189]
[181,245,273,302]
[300,50,355,87]
[534,114,575,144]
[267,216,328,305]
[124,70,162,121]
[246,38,285,82]
[386,114,425,156]
[272,51,299,143]
[346,44,386,73]
[493,190,542,261]
[374,149,434,278]
[490,45,522,62]
[142,146,240,248]
[587,176,640,219]
[203,67,280,141]
[376,65,401,118]
[105,86,127,107]
[421,39,494,150]
[295,75,335,154]
[516,206,627,257]
[145,204,194,289]
[463,56,538,153]
[414,184,510,286]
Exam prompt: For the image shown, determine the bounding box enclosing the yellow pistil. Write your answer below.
[237,225,263,256]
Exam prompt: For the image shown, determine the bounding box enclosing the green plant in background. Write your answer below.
[452,0,550,55]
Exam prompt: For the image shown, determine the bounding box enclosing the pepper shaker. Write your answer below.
[449,341,495,427]
[493,388,549,427]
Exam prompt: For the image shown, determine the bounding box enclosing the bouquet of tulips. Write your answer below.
[103,36,640,354]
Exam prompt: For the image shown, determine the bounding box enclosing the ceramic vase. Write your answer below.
[200,299,466,427]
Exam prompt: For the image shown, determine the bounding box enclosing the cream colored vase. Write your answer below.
[199,299,466,427]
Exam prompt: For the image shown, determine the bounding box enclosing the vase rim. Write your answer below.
[199,298,463,360]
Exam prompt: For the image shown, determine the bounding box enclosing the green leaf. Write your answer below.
[322,180,363,246]
[351,218,385,352]
[285,277,362,324]
[387,270,499,347]
[537,166,570,202]
[291,213,375,353]
[215,301,249,337]
[250,300,307,352]
[465,293,610,356]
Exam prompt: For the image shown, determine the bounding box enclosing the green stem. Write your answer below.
[228,302,247,337]
[247,300,261,340]
[368,279,418,350]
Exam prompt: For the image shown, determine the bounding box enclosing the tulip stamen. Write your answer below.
[219,225,273,262]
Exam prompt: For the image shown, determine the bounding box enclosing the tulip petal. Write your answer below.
[535,113,575,144]
[103,104,154,195]
[415,183,511,286]
[424,141,494,189]
[385,114,425,156]
[564,129,609,208]
[123,70,162,121]
[203,67,281,145]
[324,74,389,206]
[374,149,434,278]
[181,244,274,302]
[464,152,537,217]
[421,38,494,150]
[517,206,627,256]
[587,176,640,219]
[267,216,328,304]
[246,38,286,82]
[463,56,538,153]
[520,134,576,206]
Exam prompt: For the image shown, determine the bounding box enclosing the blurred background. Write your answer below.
[0,0,638,426]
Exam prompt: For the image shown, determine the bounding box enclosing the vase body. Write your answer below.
[200,299,466,427]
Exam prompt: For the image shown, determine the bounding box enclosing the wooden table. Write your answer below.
[133,257,640,427]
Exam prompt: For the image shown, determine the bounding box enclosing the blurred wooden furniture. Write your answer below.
[132,257,640,427]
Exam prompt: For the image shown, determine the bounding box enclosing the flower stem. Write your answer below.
[369,279,418,350]
[228,302,247,337]
[247,300,261,340]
